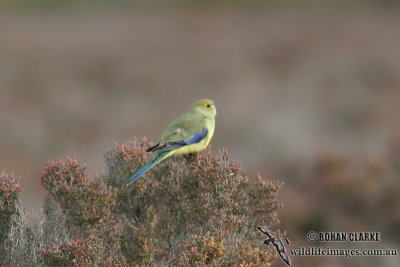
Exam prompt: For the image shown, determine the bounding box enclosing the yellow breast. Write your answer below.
[173,119,215,155]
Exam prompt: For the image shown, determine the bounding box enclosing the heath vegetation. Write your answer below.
[0,139,283,266]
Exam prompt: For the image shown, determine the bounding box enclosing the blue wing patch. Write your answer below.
[148,128,207,152]
[185,127,207,145]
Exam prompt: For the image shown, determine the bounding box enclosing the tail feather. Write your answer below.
[126,152,169,185]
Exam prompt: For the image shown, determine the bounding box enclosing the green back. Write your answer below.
[160,112,207,145]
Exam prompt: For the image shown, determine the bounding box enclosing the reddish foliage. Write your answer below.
[2,138,283,266]
[0,170,21,248]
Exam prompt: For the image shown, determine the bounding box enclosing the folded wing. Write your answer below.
[147,128,207,152]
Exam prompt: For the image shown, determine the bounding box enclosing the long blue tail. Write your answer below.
[126,151,169,185]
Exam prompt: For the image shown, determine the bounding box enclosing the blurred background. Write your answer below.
[0,1,399,266]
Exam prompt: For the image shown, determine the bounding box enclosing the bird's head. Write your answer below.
[191,99,217,118]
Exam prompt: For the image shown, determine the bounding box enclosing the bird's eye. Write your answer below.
[207,104,211,108]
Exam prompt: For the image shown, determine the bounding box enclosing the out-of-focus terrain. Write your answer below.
[0,2,399,266]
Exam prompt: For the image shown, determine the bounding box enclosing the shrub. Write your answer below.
[1,138,283,266]
[1,171,43,266]
[0,170,21,260]
[104,139,282,265]
[38,236,128,267]
[0,171,20,240]
[41,158,117,231]
[39,158,125,266]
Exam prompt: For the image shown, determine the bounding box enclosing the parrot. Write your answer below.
[126,99,216,185]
